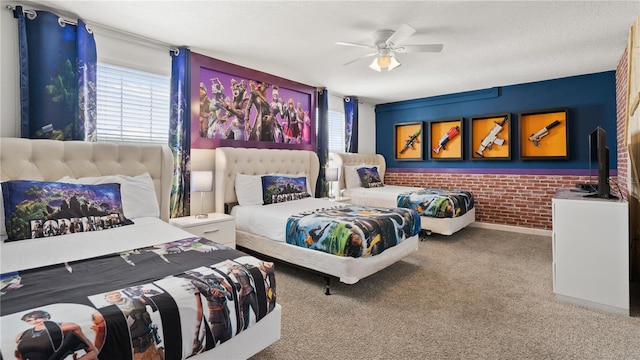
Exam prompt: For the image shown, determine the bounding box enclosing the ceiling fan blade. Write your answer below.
[335,41,375,50]
[396,44,444,53]
[342,52,378,66]
[386,23,416,46]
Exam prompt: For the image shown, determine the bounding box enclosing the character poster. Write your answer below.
[190,53,316,151]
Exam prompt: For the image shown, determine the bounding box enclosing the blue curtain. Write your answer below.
[169,47,192,218]
[344,96,358,153]
[316,88,329,197]
[14,6,97,140]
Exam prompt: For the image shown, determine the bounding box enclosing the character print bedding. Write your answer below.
[397,188,475,218]
[0,236,276,360]
[286,205,421,257]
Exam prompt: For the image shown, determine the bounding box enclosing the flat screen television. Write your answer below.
[585,126,617,199]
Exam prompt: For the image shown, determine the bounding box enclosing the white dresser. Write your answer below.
[170,213,236,249]
[551,188,629,315]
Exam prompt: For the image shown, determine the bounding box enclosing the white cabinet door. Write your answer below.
[552,191,629,314]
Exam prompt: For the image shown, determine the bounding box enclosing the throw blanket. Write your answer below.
[0,237,276,360]
[286,205,420,258]
[397,188,475,218]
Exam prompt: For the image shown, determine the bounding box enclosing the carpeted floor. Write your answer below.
[249,227,640,360]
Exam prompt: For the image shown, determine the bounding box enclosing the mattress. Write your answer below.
[343,185,417,208]
[1,217,193,273]
[0,218,280,359]
[342,185,476,235]
[232,197,338,242]
[231,197,420,284]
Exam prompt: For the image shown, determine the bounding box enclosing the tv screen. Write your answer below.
[585,126,616,199]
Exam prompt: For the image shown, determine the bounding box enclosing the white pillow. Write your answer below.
[58,172,160,219]
[235,173,264,206]
[344,164,365,189]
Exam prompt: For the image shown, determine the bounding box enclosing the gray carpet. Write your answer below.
[249,227,640,360]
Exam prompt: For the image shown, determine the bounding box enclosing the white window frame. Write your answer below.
[96,63,170,144]
[328,110,345,154]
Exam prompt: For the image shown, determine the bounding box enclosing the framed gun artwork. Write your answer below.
[470,113,511,160]
[429,118,463,160]
[395,121,424,161]
[519,108,569,160]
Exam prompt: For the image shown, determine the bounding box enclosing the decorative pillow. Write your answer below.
[235,173,265,206]
[2,180,133,242]
[261,175,311,205]
[357,166,384,188]
[58,172,160,219]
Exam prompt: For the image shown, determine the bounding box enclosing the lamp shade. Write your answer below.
[325,167,339,182]
[191,171,213,192]
[369,53,401,72]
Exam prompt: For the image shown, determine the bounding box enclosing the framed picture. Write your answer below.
[470,113,511,160]
[519,108,569,160]
[395,122,424,161]
[189,52,316,150]
[429,118,463,160]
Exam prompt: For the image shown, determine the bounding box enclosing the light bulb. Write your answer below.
[377,56,391,68]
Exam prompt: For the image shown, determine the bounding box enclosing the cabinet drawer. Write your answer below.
[187,221,235,247]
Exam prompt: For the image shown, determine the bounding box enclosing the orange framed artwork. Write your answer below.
[470,113,511,160]
[519,108,569,160]
[395,122,423,161]
[429,118,463,160]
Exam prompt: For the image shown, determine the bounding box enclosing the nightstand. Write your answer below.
[170,213,236,249]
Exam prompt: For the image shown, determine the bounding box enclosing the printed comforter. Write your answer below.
[0,237,276,360]
[286,205,420,257]
[397,188,475,218]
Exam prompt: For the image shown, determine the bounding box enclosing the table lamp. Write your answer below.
[191,170,213,219]
[325,167,339,198]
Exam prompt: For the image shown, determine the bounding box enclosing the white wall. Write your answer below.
[328,93,376,155]
[1,6,20,137]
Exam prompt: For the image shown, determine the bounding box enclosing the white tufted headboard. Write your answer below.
[0,138,174,222]
[332,152,386,190]
[214,147,320,213]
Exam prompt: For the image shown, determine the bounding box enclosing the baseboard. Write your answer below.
[469,221,552,237]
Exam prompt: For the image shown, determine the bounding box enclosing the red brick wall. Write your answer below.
[385,172,594,231]
[616,47,629,199]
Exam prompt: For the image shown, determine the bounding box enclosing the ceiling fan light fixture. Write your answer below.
[369,53,400,72]
[388,56,401,71]
[369,57,382,72]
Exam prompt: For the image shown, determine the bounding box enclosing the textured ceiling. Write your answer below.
[26,0,640,105]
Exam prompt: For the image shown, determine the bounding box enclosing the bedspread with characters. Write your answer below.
[397,188,475,218]
[285,205,420,258]
[0,237,276,360]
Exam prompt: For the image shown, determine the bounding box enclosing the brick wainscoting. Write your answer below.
[384,172,612,231]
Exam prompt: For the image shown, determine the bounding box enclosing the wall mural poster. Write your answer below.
[190,53,316,150]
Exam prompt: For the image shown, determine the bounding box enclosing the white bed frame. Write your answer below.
[214,146,419,292]
[0,138,281,360]
[333,152,475,236]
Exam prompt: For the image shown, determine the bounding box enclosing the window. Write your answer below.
[328,110,345,153]
[96,63,170,144]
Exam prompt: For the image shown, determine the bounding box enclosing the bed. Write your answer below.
[0,138,281,360]
[214,147,421,293]
[333,152,475,236]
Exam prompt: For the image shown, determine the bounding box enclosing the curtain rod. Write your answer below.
[5,4,180,55]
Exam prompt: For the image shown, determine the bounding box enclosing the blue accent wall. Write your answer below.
[375,71,617,175]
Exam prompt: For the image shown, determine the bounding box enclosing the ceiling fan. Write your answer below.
[336,23,443,72]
